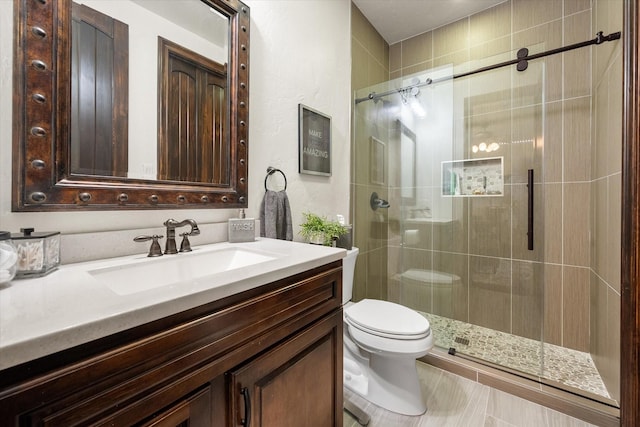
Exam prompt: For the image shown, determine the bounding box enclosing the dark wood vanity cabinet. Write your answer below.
[0,262,343,427]
[229,312,340,427]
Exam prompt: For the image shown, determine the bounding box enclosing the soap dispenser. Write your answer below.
[228,209,255,243]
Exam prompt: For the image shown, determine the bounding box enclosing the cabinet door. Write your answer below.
[229,311,343,427]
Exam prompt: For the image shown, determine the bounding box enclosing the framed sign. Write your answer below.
[299,104,331,176]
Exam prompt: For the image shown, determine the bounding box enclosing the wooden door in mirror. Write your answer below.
[12,0,249,210]
[71,2,129,178]
[157,37,229,184]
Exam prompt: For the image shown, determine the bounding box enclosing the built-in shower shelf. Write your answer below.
[442,157,504,197]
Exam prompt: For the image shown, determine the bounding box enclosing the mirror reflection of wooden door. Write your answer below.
[71,2,129,177]
[158,38,228,184]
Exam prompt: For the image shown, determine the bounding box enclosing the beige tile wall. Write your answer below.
[386,0,598,351]
[351,3,390,302]
[591,0,622,404]
[351,0,621,402]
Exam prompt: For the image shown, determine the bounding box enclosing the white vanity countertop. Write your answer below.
[0,238,345,371]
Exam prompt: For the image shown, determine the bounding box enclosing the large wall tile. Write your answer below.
[513,0,562,32]
[565,0,592,15]
[368,54,387,87]
[594,75,610,179]
[350,2,371,48]
[433,252,470,322]
[470,1,512,46]
[607,51,623,176]
[401,31,433,69]
[351,39,369,92]
[562,266,590,352]
[564,11,592,99]
[402,61,434,78]
[389,42,401,73]
[512,261,544,341]
[470,36,511,63]
[469,256,511,333]
[607,174,621,293]
[563,182,591,267]
[594,177,608,279]
[543,101,563,183]
[434,50,471,70]
[545,264,563,346]
[469,186,512,259]
[544,183,563,264]
[433,199,469,254]
[433,18,469,58]
[563,97,592,182]
[605,285,620,401]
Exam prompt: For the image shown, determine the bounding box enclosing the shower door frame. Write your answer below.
[620,1,640,426]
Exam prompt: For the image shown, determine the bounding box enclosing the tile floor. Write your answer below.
[342,362,598,427]
[422,313,610,400]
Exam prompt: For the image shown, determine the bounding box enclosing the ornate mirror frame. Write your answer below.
[12,0,250,210]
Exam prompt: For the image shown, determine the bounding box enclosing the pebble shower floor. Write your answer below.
[422,312,610,400]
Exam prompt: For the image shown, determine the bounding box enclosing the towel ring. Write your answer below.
[264,166,287,191]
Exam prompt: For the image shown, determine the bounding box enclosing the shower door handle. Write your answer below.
[527,169,534,250]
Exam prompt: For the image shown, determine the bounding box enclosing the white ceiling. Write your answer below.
[352,0,507,44]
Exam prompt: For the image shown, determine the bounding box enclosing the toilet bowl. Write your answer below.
[342,248,433,416]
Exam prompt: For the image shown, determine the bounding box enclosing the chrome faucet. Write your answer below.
[163,218,200,254]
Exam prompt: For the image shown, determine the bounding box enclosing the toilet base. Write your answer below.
[344,346,427,416]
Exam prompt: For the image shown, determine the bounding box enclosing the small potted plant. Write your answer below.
[299,212,348,246]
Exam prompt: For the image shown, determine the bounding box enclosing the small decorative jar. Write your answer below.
[11,228,60,278]
[0,231,18,284]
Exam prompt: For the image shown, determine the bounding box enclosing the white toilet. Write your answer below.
[342,247,433,416]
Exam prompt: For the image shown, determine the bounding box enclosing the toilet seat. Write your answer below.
[346,322,433,356]
[345,299,430,339]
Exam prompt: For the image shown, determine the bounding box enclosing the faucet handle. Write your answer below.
[134,234,164,257]
[179,232,192,252]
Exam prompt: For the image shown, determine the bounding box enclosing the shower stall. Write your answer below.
[352,45,618,405]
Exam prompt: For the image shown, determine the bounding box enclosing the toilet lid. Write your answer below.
[345,299,430,338]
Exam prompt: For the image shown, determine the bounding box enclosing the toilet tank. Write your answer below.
[342,247,359,305]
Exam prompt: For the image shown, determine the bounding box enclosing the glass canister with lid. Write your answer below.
[0,231,18,284]
[11,228,60,278]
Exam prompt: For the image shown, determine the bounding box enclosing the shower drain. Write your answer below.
[454,337,470,346]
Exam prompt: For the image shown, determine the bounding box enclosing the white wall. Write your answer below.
[0,0,351,261]
[245,0,351,227]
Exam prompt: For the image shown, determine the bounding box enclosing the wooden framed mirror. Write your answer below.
[12,0,249,210]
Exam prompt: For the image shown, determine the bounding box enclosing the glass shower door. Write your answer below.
[353,49,547,379]
[415,55,547,378]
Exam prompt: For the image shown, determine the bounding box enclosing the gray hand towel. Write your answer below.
[260,190,293,240]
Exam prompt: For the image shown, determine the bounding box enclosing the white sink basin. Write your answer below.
[89,246,278,296]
